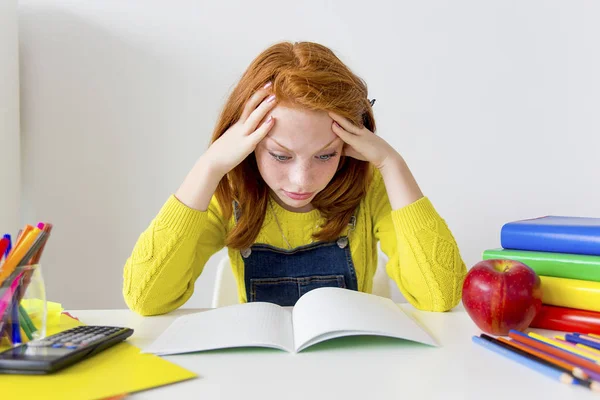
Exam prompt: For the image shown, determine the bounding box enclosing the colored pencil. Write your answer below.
[529,332,600,362]
[578,344,600,356]
[30,223,52,265]
[566,334,600,352]
[0,229,40,286]
[18,304,37,333]
[17,309,33,340]
[473,335,596,390]
[481,334,597,390]
[575,333,600,345]
[496,337,588,380]
[509,330,600,375]
[554,336,600,358]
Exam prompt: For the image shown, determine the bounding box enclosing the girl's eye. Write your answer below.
[269,153,291,162]
[317,152,338,162]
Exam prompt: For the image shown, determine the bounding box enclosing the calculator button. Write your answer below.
[27,340,48,347]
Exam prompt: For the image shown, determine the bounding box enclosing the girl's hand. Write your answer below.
[329,112,399,170]
[206,83,278,177]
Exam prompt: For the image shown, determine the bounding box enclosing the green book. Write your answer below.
[482,248,600,282]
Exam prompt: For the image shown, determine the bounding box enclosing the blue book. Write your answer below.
[500,216,600,256]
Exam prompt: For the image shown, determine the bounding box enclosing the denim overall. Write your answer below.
[234,200,359,306]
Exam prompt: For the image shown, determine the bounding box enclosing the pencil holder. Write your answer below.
[0,264,47,346]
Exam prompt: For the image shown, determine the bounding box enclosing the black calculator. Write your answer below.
[0,325,134,374]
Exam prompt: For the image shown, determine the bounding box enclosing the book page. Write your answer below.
[143,302,294,355]
[292,288,438,352]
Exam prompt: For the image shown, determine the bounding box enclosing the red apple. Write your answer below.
[462,259,542,336]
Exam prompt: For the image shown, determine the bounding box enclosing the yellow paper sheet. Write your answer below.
[0,314,198,399]
[21,300,65,336]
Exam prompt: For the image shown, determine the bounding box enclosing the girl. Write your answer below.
[123,41,467,315]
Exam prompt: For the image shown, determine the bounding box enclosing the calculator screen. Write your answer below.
[0,345,72,360]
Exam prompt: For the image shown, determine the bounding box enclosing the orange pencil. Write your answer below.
[509,330,600,375]
[0,228,41,286]
[30,223,52,264]
[497,337,588,380]
[13,225,34,249]
[16,223,53,302]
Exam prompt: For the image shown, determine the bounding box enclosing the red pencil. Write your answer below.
[509,330,600,375]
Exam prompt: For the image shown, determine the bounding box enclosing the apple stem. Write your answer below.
[504,266,510,272]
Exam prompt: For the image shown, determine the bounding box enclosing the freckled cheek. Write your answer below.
[255,153,269,172]
[256,155,288,185]
[314,162,339,187]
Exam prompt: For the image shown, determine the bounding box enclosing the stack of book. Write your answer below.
[482,216,600,334]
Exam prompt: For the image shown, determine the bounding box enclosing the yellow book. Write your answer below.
[0,313,197,399]
[541,276,600,312]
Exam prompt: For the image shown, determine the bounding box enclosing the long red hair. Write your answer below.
[211,41,375,250]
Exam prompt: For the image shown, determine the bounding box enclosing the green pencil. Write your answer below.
[19,304,37,335]
[18,309,33,340]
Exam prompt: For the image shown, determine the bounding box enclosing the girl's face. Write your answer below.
[255,105,344,213]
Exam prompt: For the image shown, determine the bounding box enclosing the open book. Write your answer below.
[143,287,439,355]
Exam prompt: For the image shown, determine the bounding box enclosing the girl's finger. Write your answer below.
[332,121,357,145]
[240,82,273,122]
[249,116,275,146]
[342,145,361,159]
[328,112,361,135]
[341,143,368,161]
[245,94,277,132]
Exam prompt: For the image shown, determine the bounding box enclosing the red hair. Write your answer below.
[211,41,375,250]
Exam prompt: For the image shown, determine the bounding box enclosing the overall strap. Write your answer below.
[337,208,358,249]
[347,207,358,234]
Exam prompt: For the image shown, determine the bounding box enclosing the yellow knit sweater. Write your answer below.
[123,169,467,316]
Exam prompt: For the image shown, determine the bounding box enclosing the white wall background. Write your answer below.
[16,0,600,310]
[1,0,21,235]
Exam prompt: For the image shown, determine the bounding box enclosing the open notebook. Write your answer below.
[143,287,438,355]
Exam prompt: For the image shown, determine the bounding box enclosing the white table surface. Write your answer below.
[67,305,597,400]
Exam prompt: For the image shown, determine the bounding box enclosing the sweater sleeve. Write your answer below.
[370,170,467,312]
[123,194,226,315]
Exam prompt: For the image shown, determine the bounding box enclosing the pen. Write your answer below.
[1,234,11,258]
[0,238,9,264]
[11,292,22,345]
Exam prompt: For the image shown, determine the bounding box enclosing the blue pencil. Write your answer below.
[472,335,577,385]
[567,334,600,351]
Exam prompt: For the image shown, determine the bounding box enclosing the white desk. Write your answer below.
[69,305,596,400]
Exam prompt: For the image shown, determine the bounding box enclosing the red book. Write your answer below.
[530,304,600,334]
